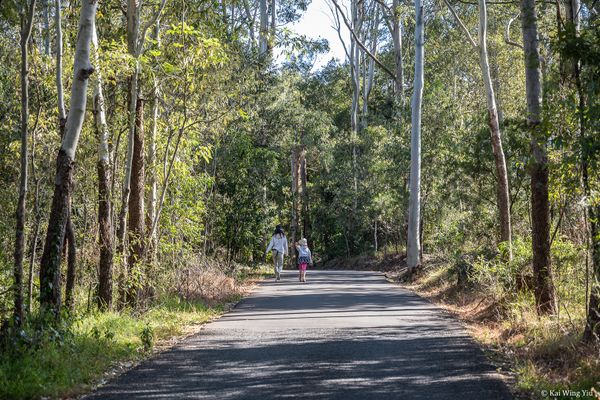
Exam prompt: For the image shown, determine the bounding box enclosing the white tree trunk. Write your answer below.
[148,21,160,252]
[60,1,96,160]
[478,0,512,257]
[56,0,66,125]
[92,26,109,166]
[392,0,404,100]
[407,0,424,271]
[39,0,97,314]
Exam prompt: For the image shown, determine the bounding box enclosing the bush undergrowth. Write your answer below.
[0,293,242,399]
[404,237,600,399]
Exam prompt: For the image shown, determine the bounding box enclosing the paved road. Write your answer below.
[88,270,512,399]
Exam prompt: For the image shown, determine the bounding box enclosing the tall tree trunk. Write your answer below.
[118,0,142,258]
[478,0,512,258]
[27,145,40,314]
[300,149,311,249]
[584,176,600,341]
[407,0,424,272]
[39,0,97,317]
[561,0,600,342]
[350,0,362,242]
[92,22,114,310]
[43,0,50,55]
[14,0,37,328]
[56,0,66,128]
[64,218,76,310]
[290,144,301,267]
[127,98,146,305]
[362,7,378,130]
[259,0,268,56]
[520,0,556,315]
[147,21,160,264]
[270,0,276,48]
[118,0,166,263]
[392,0,404,100]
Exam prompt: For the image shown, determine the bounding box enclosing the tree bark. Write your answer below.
[300,148,311,249]
[520,0,556,314]
[290,144,301,267]
[392,0,404,100]
[584,196,600,341]
[14,0,37,328]
[64,217,76,311]
[126,98,146,305]
[39,0,97,317]
[407,0,424,271]
[56,0,66,126]
[43,0,50,55]
[92,22,114,310]
[259,0,268,56]
[147,21,160,263]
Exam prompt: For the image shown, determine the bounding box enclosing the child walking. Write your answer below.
[295,238,312,283]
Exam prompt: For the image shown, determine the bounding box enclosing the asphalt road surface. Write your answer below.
[87,270,513,399]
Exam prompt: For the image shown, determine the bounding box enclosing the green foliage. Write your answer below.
[0,297,222,399]
[140,324,154,352]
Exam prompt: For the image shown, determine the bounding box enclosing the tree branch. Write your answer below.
[504,12,524,49]
[443,0,478,49]
[137,0,168,55]
[331,0,396,81]
[329,2,352,61]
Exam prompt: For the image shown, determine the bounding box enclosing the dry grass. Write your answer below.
[173,259,262,305]
[385,256,600,400]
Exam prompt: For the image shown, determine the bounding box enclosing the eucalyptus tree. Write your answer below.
[92,20,114,310]
[14,0,37,327]
[520,0,556,314]
[54,0,77,311]
[375,0,405,99]
[406,0,424,271]
[443,0,512,259]
[39,0,98,316]
[117,0,166,305]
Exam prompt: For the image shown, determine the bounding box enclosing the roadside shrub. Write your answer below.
[174,256,245,303]
[470,237,533,300]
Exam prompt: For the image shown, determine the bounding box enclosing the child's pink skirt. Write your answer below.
[298,263,308,271]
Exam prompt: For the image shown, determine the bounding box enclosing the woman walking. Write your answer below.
[266,225,288,281]
[295,238,312,283]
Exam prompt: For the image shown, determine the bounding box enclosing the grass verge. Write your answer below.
[0,264,272,399]
[390,256,600,400]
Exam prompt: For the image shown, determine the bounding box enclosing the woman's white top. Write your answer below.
[266,234,289,255]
